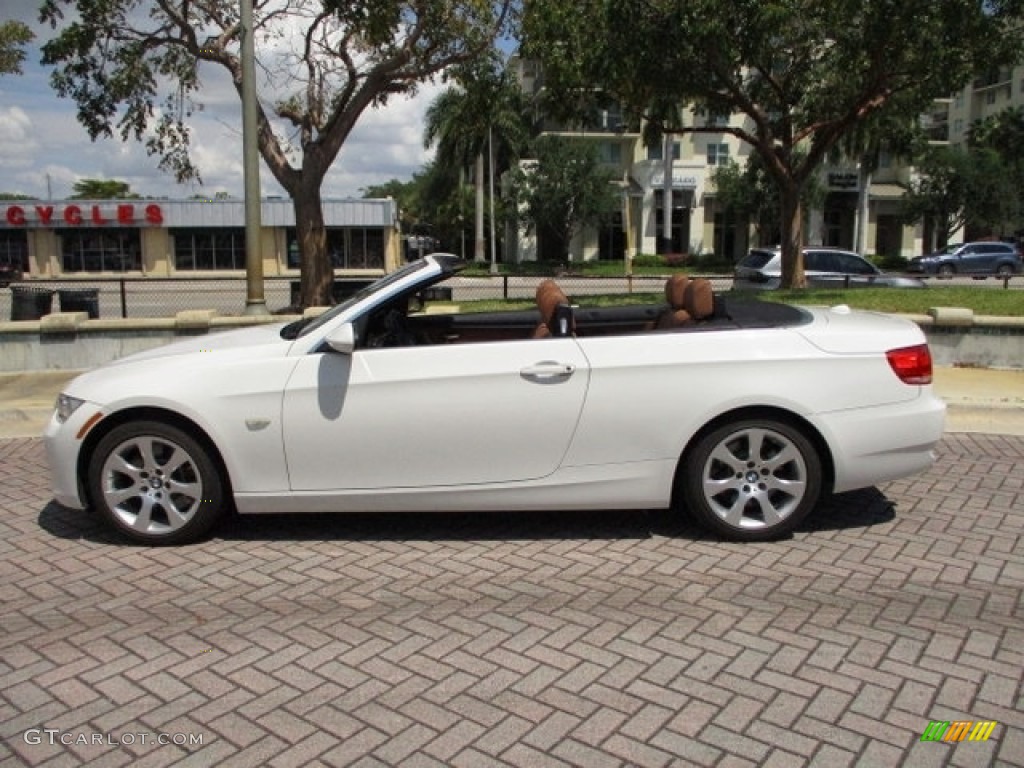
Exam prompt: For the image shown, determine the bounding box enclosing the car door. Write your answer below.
[958,244,986,274]
[974,244,1007,274]
[281,338,590,491]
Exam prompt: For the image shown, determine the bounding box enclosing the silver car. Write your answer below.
[734,247,926,290]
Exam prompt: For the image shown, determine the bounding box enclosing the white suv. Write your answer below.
[734,247,926,290]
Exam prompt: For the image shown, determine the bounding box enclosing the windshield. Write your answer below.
[738,250,776,269]
[288,259,432,340]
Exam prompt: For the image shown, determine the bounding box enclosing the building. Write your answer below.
[0,197,401,279]
[509,58,1024,265]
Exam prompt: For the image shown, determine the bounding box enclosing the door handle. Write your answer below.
[520,361,576,382]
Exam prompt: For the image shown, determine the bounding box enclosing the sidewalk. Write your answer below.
[1,365,1022,439]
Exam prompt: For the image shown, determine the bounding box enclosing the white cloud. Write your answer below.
[0,106,38,170]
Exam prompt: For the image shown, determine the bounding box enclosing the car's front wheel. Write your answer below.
[87,421,225,545]
[679,418,822,541]
[937,264,955,278]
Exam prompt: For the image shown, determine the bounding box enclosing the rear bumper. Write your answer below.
[823,392,946,493]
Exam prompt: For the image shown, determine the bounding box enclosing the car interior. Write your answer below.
[353,275,810,349]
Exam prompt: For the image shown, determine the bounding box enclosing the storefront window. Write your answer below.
[0,231,29,272]
[60,230,142,272]
[173,228,246,270]
[286,228,384,270]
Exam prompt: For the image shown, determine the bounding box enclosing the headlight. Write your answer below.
[55,393,85,424]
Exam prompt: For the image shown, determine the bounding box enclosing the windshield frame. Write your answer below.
[292,255,469,340]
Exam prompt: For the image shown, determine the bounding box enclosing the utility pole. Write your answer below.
[241,0,268,315]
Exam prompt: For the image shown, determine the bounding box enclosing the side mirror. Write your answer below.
[325,323,356,355]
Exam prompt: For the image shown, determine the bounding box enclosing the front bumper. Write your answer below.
[43,403,104,510]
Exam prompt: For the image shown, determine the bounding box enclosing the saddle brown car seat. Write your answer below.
[654,274,714,329]
[533,279,574,338]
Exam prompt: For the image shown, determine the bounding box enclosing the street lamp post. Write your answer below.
[241,0,267,315]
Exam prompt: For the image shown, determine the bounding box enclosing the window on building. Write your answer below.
[707,143,730,166]
[597,142,622,164]
[287,228,385,270]
[60,230,142,272]
[647,140,681,161]
[0,231,29,272]
[173,228,246,270]
[706,110,730,127]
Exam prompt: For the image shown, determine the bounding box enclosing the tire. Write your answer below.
[937,264,955,278]
[679,418,822,542]
[996,264,1013,278]
[87,420,225,545]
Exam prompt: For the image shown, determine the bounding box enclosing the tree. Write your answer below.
[522,0,1024,287]
[512,135,619,262]
[0,20,33,75]
[70,178,139,199]
[968,106,1024,237]
[423,57,530,264]
[40,0,513,306]
[901,145,1011,249]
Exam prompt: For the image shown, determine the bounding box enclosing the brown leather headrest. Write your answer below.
[665,274,690,310]
[683,278,714,320]
[536,279,569,324]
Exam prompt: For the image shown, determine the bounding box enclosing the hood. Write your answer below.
[63,321,297,407]
[108,322,291,366]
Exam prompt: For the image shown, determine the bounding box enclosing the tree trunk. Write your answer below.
[293,177,332,308]
[474,153,485,262]
[778,182,806,289]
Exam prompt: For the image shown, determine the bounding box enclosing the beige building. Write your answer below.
[0,198,401,279]
[510,59,1024,265]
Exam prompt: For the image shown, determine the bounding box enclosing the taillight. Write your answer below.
[886,344,933,385]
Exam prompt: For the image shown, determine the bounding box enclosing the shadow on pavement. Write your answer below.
[37,487,896,546]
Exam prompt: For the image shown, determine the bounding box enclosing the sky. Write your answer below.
[0,1,446,201]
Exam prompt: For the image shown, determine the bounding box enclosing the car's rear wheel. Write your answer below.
[680,418,822,541]
[996,264,1014,278]
[87,421,225,545]
[937,264,955,278]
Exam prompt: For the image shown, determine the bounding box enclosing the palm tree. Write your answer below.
[423,57,529,264]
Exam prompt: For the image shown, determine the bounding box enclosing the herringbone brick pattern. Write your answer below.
[1,435,1021,767]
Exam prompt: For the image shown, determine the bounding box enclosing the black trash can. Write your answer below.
[10,285,55,321]
[58,288,100,319]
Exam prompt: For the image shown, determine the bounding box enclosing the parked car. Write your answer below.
[0,260,23,288]
[734,247,926,290]
[907,241,1022,278]
[45,254,945,545]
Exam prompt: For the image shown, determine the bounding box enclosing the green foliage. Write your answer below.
[522,0,1024,287]
[0,20,33,75]
[900,145,1018,246]
[967,106,1024,236]
[511,136,619,261]
[711,154,824,246]
[422,56,531,260]
[70,178,138,199]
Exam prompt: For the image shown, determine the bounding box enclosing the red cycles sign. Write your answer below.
[3,203,164,227]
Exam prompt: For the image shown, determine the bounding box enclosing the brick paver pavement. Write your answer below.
[1,433,1022,767]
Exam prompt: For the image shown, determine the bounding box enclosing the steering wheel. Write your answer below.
[367,307,417,347]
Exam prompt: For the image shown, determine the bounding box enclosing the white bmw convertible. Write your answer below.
[44,254,945,545]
